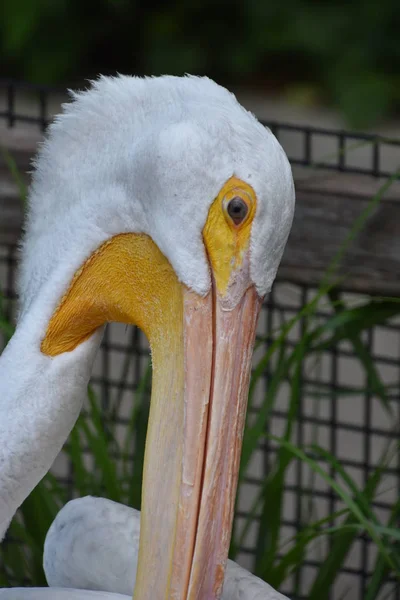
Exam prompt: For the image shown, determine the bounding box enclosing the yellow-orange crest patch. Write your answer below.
[41,233,183,357]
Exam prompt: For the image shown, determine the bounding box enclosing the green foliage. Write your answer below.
[0,148,27,207]
[1,0,400,126]
[0,156,400,597]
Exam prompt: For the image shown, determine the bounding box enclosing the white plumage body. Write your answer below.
[42,497,289,600]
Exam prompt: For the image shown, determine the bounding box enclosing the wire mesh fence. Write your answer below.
[0,80,399,600]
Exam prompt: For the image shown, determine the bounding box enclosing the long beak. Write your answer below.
[40,228,261,600]
[134,261,262,600]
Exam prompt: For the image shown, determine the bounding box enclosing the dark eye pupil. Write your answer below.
[227,197,248,225]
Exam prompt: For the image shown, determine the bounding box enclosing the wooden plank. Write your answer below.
[279,176,400,295]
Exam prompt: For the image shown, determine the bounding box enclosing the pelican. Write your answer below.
[0,75,294,599]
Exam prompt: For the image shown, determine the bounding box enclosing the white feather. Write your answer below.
[42,497,289,600]
[0,589,130,600]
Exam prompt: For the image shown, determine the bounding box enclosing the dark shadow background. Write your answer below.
[0,0,399,128]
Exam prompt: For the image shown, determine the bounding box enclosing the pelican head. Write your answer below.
[10,75,294,599]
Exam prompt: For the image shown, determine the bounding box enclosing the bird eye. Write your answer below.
[226,196,249,226]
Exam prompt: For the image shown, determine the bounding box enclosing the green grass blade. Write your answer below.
[312,300,400,353]
[68,423,98,497]
[128,397,150,510]
[16,480,61,584]
[0,292,15,343]
[254,333,306,580]
[271,507,350,587]
[266,435,398,579]
[304,383,399,399]
[126,362,152,509]
[0,319,14,340]
[0,147,28,206]
[310,444,380,525]
[42,472,67,503]
[78,387,122,502]
[0,535,32,585]
[253,448,293,579]
[365,498,400,600]
[307,445,397,599]
[328,290,395,417]
[241,342,289,473]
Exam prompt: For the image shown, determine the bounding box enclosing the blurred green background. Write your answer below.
[1,0,399,128]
